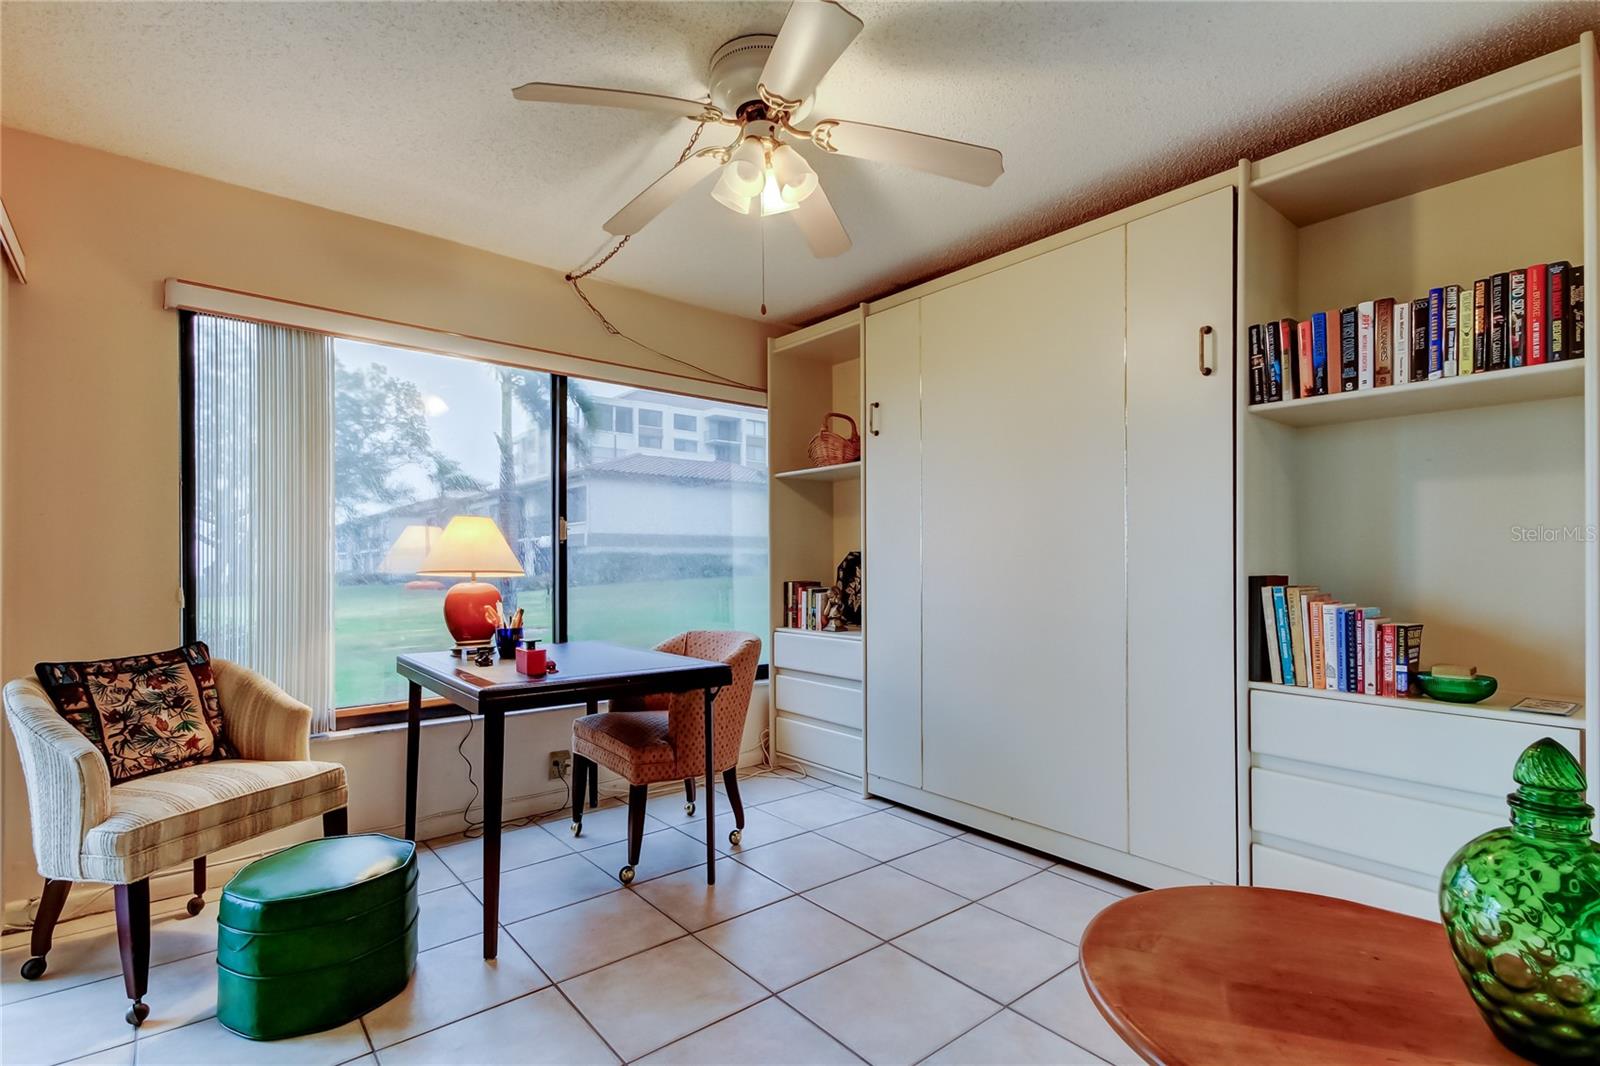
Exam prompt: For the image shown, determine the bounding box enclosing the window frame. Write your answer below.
[180,314,766,731]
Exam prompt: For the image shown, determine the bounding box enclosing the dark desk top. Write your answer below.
[396,641,733,713]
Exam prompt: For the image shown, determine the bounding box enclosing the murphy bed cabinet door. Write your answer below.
[1126,186,1237,883]
[863,301,923,788]
[919,229,1129,849]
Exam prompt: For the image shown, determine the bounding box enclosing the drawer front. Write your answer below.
[775,716,861,775]
[1250,689,1582,797]
[773,632,863,681]
[1251,768,1501,878]
[1250,845,1435,920]
[775,673,863,730]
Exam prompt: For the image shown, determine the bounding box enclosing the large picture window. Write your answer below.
[184,313,768,724]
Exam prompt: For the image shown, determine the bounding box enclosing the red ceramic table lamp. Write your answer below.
[416,515,525,653]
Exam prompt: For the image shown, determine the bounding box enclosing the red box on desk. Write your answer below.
[515,644,547,676]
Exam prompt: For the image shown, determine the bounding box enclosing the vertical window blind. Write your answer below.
[192,314,337,731]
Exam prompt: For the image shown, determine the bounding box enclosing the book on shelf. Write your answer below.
[1374,298,1394,388]
[1443,285,1460,377]
[1508,269,1527,368]
[1457,284,1474,377]
[1261,583,1284,684]
[1489,273,1509,370]
[1272,585,1295,685]
[1427,287,1445,379]
[1249,323,1266,405]
[1410,298,1429,382]
[1265,320,1284,403]
[1287,585,1315,687]
[1364,614,1388,696]
[1297,319,1316,399]
[1311,312,1330,395]
[1548,262,1571,361]
[782,580,826,630]
[1574,266,1586,352]
[1472,279,1488,373]
[1279,319,1299,400]
[1392,299,1411,386]
[1394,623,1424,697]
[1357,300,1375,390]
[1339,307,1359,392]
[1527,264,1547,365]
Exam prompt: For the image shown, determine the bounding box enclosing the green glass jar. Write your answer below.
[1440,738,1600,1062]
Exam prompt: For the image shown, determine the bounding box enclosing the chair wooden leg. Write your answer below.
[722,769,746,846]
[323,807,349,837]
[570,755,588,836]
[114,881,151,1027]
[186,857,206,916]
[683,776,696,815]
[21,878,70,980]
[617,784,648,885]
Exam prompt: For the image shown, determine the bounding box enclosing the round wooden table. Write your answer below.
[1079,886,1526,1065]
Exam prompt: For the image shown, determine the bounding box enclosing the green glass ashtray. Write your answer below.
[1417,673,1498,703]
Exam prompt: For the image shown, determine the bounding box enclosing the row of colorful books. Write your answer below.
[1251,578,1424,698]
[1249,261,1585,404]
[782,579,834,631]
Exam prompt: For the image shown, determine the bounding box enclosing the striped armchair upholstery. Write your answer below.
[4,658,348,1028]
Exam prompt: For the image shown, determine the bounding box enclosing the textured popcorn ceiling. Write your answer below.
[2,1,1595,325]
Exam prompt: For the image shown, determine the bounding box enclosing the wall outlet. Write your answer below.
[548,750,572,781]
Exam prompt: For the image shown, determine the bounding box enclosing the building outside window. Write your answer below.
[638,409,663,449]
[674,413,697,432]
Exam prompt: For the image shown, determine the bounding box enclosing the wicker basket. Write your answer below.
[807,412,861,466]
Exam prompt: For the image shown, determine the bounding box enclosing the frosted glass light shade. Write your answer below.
[770,144,818,204]
[759,170,798,216]
[726,140,767,197]
[417,515,525,578]
[712,167,754,214]
[380,524,445,574]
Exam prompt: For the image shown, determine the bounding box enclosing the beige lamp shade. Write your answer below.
[416,515,525,578]
[380,524,445,575]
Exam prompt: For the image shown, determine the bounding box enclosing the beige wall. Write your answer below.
[0,128,775,913]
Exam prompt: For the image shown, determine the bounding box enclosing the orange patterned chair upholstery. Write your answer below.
[570,631,761,884]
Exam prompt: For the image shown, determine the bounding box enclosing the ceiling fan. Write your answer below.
[511,0,1004,258]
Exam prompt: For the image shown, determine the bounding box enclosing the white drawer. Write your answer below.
[773,631,863,681]
[775,673,863,730]
[1250,844,1435,920]
[1250,688,1582,797]
[776,716,861,775]
[1252,767,1502,878]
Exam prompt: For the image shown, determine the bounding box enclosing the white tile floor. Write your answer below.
[0,769,1143,1065]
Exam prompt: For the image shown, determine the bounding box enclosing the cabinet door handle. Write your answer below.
[869,401,881,436]
[1197,324,1214,376]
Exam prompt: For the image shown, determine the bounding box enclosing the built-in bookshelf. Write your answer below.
[1236,35,1598,906]
[766,309,867,787]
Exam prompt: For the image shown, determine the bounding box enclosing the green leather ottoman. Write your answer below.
[217,834,418,1040]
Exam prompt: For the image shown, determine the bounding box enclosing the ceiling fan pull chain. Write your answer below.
[760,222,768,318]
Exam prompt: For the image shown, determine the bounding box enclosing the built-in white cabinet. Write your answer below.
[1125,187,1237,882]
[862,303,922,788]
[862,196,1238,888]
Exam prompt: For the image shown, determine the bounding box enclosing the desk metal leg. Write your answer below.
[703,687,716,885]
[482,708,504,959]
[404,682,421,840]
[585,699,600,809]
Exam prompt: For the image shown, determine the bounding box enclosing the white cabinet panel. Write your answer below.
[918,228,1129,848]
[775,673,863,730]
[864,302,924,788]
[1126,187,1238,882]
[776,717,861,775]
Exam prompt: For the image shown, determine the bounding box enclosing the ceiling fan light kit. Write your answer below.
[511,0,1004,262]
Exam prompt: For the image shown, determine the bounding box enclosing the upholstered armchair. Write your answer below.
[571,630,761,884]
[4,659,348,1027]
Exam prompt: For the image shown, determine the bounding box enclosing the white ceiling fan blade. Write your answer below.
[791,184,851,258]
[759,1,863,106]
[603,153,723,236]
[815,120,1003,186]
[512,82,713,120]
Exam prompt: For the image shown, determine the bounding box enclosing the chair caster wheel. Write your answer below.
[186,895,204,917]
[618,865,636,885]
[728,829,742,847]
[127,1000,149,1027]
[570,822,582,836]
[685,802,696,816]
[20,956,46,981]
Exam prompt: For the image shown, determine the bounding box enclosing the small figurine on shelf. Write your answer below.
[833,551,862,628]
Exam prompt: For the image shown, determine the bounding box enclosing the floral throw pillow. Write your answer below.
[35,642,233,783]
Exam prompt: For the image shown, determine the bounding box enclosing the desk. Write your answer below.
[397,642,732,959]
[1079,886,1522,1065]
